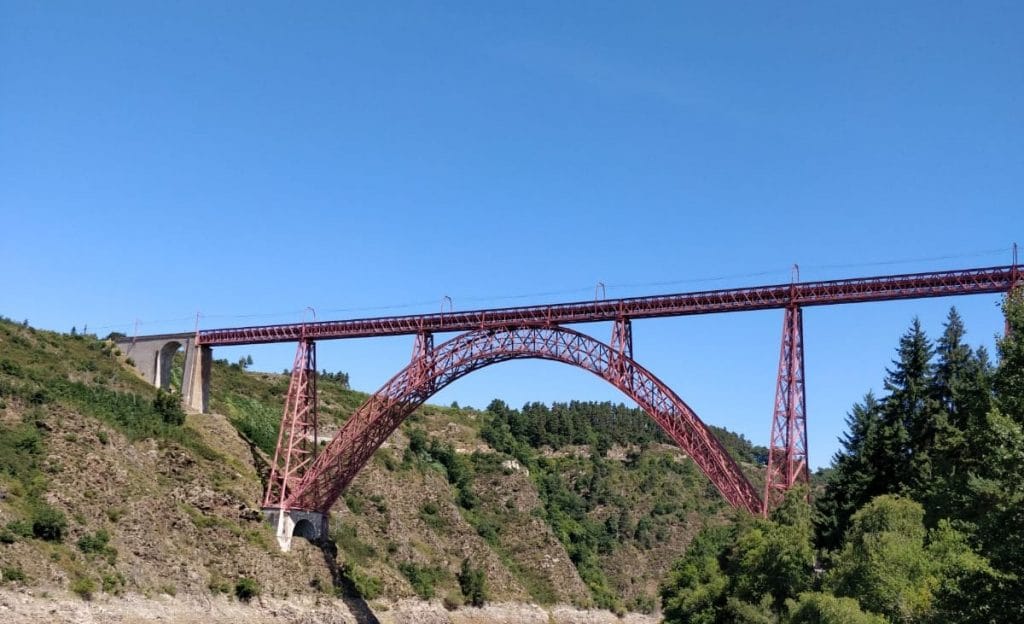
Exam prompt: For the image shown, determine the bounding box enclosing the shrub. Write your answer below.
[331,522,377,563]
[102,573,126,595]
[234,577,260,602]
[339,562,382,600]
[458,558,488,607]
[407,428,428,455]
[1,565,27,583]
[71,576,97,600]
[419,501,446,530]
[398,562,446,600]
[77,529,115,560]
[77,529,107,552]
[153,390,185,426]
[31,503,67,541]
[5,520,32,539]
[344,492,364,514]
[632,594,657,614]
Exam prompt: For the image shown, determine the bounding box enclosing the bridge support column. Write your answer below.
[410,332,435,391]
[763,304,809,515]
[609,317,633,385]
[183,343,211,413]
[263,339,319,510]
[261,508,327,552]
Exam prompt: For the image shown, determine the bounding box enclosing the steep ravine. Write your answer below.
[0,321,760,622]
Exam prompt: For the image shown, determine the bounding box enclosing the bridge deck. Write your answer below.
[196,265,1019,346]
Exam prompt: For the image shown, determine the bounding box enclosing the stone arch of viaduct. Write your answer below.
[114,333,210,413]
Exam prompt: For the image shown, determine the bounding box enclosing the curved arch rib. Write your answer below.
[286,326,762,515]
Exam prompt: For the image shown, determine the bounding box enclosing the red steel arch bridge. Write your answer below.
[147,262,1019,549]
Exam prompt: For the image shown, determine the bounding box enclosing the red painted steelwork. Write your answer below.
[763,306,809,513]
[284,326,762,515]
[263,339,319,510]
[198,265,1016,346]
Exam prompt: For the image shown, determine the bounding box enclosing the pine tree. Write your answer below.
[932,307,973,422]
[881,317,935,491]
[816,394,884,549]
[994,290,1024,423]
[924,312,994,524]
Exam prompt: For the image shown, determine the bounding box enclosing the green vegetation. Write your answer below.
[472,398,756,611]
[0,318,219,462]
[457,557,488,607]
[153,389,185,426]
[77,529,117,561]
[209,357,367,454]
[0,416,60,544]
[661,297,1024,623]
[398,561,447,599]
[358,396,762,610]
[1,565,27,584]
[331,521,377,563]
[480,398,766,466]
[30,502,67,542]
[338,561,382,599]
[234,577,260,601]
[71,576,97,600]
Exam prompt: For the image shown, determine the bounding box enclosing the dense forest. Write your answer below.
[659,294,1024,623]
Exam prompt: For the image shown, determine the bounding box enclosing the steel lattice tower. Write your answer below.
[763,305,809,513]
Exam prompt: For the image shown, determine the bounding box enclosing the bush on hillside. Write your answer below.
[458,558,488,607]
[31,503,67,542]
[234,577,260,602]
[153,389,185,426]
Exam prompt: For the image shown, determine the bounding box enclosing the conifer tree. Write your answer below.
[994,289,1024,423]
[923,312,994,523]
[881,317,935,491]
[932,307,972,421]
[816,394,883,549]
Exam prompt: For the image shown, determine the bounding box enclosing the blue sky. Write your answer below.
[2,3,1021,468]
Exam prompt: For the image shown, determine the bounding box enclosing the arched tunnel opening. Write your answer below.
[292,518,318,541]
[155,341,184,393]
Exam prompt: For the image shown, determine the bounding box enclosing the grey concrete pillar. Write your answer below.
[183,344,211,413]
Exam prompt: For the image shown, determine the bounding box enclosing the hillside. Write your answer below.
[0,317,767,621]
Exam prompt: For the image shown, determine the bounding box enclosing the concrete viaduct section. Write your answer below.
[115,333,211,413]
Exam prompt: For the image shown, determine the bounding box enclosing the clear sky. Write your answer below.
[2,3,1021,468]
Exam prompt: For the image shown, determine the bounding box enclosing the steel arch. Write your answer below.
[284,325,762,515]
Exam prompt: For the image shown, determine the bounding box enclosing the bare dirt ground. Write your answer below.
[0,590,661,624]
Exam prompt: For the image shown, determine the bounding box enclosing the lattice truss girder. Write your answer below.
[284,323,762,515]
[199,265,1018,346]
[263,339,319,509]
